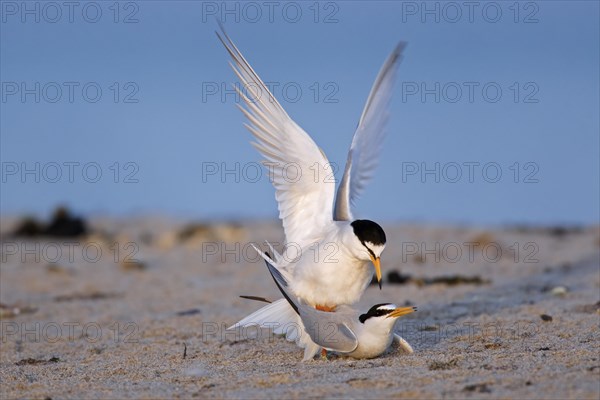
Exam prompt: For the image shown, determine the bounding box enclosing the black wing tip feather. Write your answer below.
[214,18,227,43]
[395,41,408,53]
[215,18,228,39]
[385,41,407,75]
[263,259,300,316]
[390,41,408,63]
[239,295,273,304]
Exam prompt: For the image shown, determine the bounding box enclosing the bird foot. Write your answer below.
[321,348,328,360]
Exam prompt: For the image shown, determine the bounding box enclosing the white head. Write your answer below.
[348,220,387,287]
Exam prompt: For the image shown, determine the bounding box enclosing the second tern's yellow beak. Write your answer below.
[386,306,417,319]
[370,255,382,289]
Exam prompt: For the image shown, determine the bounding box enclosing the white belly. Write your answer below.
[347,332,394,359]
[289,250,373,307]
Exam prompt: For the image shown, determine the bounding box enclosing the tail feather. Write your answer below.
[227,299,300,340]
[228,244,321,360]
[228,299,319,353]
[265,241,282,265]
[251,243,293,283]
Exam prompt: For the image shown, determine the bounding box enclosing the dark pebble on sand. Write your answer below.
[175,308,202,317]
[463,383,492,393]
[15,357,60,366]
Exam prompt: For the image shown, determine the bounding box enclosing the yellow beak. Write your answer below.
[370,255,382,289]
[386,306,417,319]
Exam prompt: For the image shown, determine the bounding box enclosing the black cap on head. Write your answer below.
[351,220,386,246]
[359,303,395,323]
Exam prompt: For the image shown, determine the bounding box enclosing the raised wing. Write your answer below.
[334,42,407,221]
[263,257,358,353]
[217,26,335,248]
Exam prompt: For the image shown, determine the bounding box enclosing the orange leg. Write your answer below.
[321,348,328,359]
[315,304,336,312]
[315,305,335,359]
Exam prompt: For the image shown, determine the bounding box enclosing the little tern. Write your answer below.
[217,25,407,311]
[231,253,417,360]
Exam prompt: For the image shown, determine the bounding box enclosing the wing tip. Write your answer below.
[389,41,408,66]
[395,41,408,53]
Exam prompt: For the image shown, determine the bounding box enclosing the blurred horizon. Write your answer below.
[2,205,599,230]
[1,1,599,226]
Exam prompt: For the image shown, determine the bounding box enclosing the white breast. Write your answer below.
[289,244,373,307]
[347,325,395,359]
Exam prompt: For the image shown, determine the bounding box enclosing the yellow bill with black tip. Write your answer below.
[370,255,382,289]
[386,306,417,318]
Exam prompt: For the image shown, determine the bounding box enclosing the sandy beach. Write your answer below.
[1,215,599,399]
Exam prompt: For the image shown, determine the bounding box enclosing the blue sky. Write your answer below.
[1,1,599,225]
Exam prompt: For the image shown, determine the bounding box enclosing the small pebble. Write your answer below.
[540,314,553,322]
[175,308,202,317]
[550,286,568,296]
[121,260,147,271]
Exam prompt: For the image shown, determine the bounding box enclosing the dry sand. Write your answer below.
[1,216,599,399]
